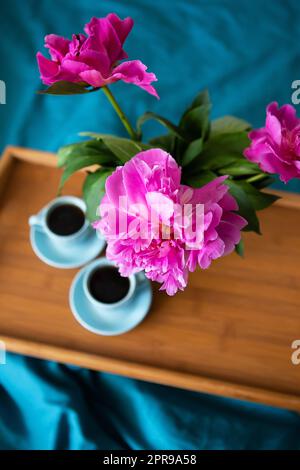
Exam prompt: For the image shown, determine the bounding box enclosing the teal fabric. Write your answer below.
[1,0,300,449]
[1,353,300,450]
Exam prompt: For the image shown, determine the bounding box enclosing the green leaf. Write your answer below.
[57,139,118,193]
[38,81,94,95]
[82,131,151,150]
[225,180,261,234]
[182,138,203,167]
[191,132,250,172]
[203,131,250,157]
[58,154,106,192]
[211,116,251,136]
[183,171,217,188]
[182,89,211,117]
[252,176,275,190]
[218,160,261,176]
[58,144,76,168]
[189,89,211,109]
[149,134,175,153]
[180,104,211,141]
[81,133,144,163]
[188,154,239,174]
[236,181,280,211]
[83,168,113,222]
[99,137,142,163]
[136,112,184,139]
[57,140,116,168]
[179,89,211,141]
[235,239,244,257]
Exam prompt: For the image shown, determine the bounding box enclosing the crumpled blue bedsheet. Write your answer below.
[1,354,300,450]
[0,0,300,450]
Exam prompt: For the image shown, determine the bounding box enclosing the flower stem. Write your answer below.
[246,173,268,184]
[102,86,137,140]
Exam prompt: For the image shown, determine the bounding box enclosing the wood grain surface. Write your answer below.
[0,146,300,411]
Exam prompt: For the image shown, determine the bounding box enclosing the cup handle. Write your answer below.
[96,230,105,240]
[28,214,44,231]
[135,271,148,287]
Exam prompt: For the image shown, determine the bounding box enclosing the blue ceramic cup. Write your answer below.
[82,258,136,311]
[28,195,92,246]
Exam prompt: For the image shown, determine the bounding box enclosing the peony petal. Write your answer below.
[105,166,126,207]
[112,60,159,98]
[217,221,242,255]
[36,52,60,85]
[219,192,239,211]
[84,16,125,63]
[244,140,270,163]
[268,101,300,130]
[146,192,174,223]
[279,104,300,130]
[137,149,181,188]
[262,155,297,183]
[107,13,133,47]
[61,59,90,76]
[123,158,148,206]
[79,69,106,87]
[221,212,247,231]
[266,112,282,146]
[184,176,228,206]
[45,34,70,61]
[74,49,111,77]
[68,34,86,56]
[198,238,225,269]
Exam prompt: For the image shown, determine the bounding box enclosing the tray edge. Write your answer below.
[2,334,300,412]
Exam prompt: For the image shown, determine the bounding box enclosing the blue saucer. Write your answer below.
[69,266,152,335]
[30,226,105,269]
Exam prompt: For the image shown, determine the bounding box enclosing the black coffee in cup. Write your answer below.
[46,203,85,236]
[88,266,130,304]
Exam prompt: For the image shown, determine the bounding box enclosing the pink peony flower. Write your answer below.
[244,102,300,183]
[93,149,247,295]
[37,13,158,97]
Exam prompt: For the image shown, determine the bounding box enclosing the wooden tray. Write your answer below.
[1,146,300,412]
